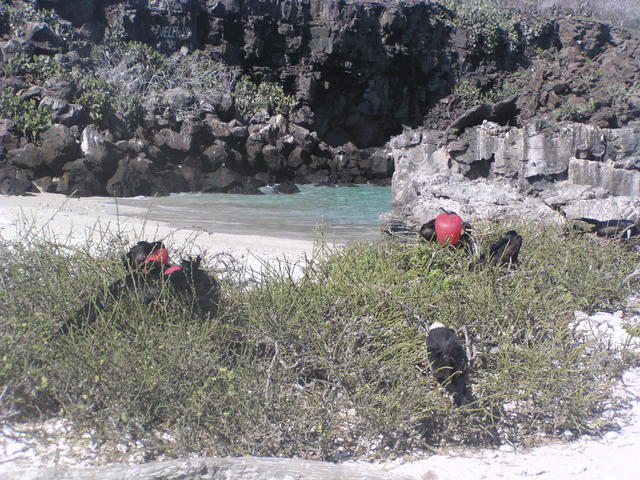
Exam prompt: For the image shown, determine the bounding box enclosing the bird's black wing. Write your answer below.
[170,256,220,320]
[419,219,437,241]
[577,217,603,227]
[426,327,472,406]
[501,234,522,265]
[488,236,509,265]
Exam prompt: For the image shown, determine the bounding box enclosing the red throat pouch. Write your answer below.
[435,213,463,245]
[145,247,170,265]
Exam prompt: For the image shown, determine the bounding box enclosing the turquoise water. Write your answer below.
[117,184,392,243]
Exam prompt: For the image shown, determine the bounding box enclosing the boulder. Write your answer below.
[286,146,309,170]
[80,125,121,179]
[229,125,250,144]
[245,132,266,170]
[262,144,285,173]
[153,128,193,158]
[57,159,104,197]
[368,151,394,178]
[0,165,37,195]
[227,177,263,195]
[0,39,34,62]
[202,166,244,193]
[163,87,194,110]
[39,97,86,126]
[40,124,80,172]
[19,86,43,100]
[43,78,77,102]
[0,119,17,152]
[446,95,519,135]
[179,156,206,191]
[106,156,187,197]
[33,176,58,193]
[25,22,63,53]
[7,144,45,173]
[204,116,233,142]
[202,140,230,171]
[273,181,299,194]
[209,91,235,120]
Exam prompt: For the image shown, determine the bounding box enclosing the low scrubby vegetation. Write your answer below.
[0,221,639,461]
[440,0,640,30]
[0,1,297,142]
[0,87,51,143]
[86,28,296,124]
[0,0,73,45]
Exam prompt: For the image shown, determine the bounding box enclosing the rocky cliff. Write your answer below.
[1,0,639,212]
[383,119,640,228]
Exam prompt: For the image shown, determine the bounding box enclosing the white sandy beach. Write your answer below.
[0,192,639,479]
[0,192,318,277]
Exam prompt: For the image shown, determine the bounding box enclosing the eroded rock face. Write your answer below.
[4,0,640,199]
[384,120,640,227]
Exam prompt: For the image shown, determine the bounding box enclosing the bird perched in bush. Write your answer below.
[419,212,475,248]
[61,240,219,333]
[575,217,639,239]
[476,230,522,268]
[426,322,473,406]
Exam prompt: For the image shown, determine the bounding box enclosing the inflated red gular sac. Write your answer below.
[419,212,469,246]
[435,212,463,245]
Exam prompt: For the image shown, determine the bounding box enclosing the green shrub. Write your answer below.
[74,77,117,128]
[552,99,597,121]
[441,0,524,56]
[0,87,51,143]
[0,220,638,459]
[234,75,297,117]
[2,52,62,80]
[453,79,519,104]
[114,93,144,129]
[0,0,73,46]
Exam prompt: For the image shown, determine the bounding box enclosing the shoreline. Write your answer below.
[0,192,319,274]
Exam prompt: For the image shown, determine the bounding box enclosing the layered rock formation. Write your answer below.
[383,119,640,227]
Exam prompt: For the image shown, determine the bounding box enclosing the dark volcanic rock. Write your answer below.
[202,166,244,193]
[43,78,78,102]
[39,97,86,126]
[447,96,519,135]
[202,140,231,171]
[25,22,63,53]
[103,0,205,53]
[0,120,18,152]
[262,144,285,173]
[40,124,81,172]
[0,39,35,61]
[106,156,187,197]
[0,165,37,195]
[7,144,45,174]
[80,125,121,179]
[57,159,104,196]
[16,0,640,200]
[273,181,299,194]
[154,128,192,154]
[33,176,58,193]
